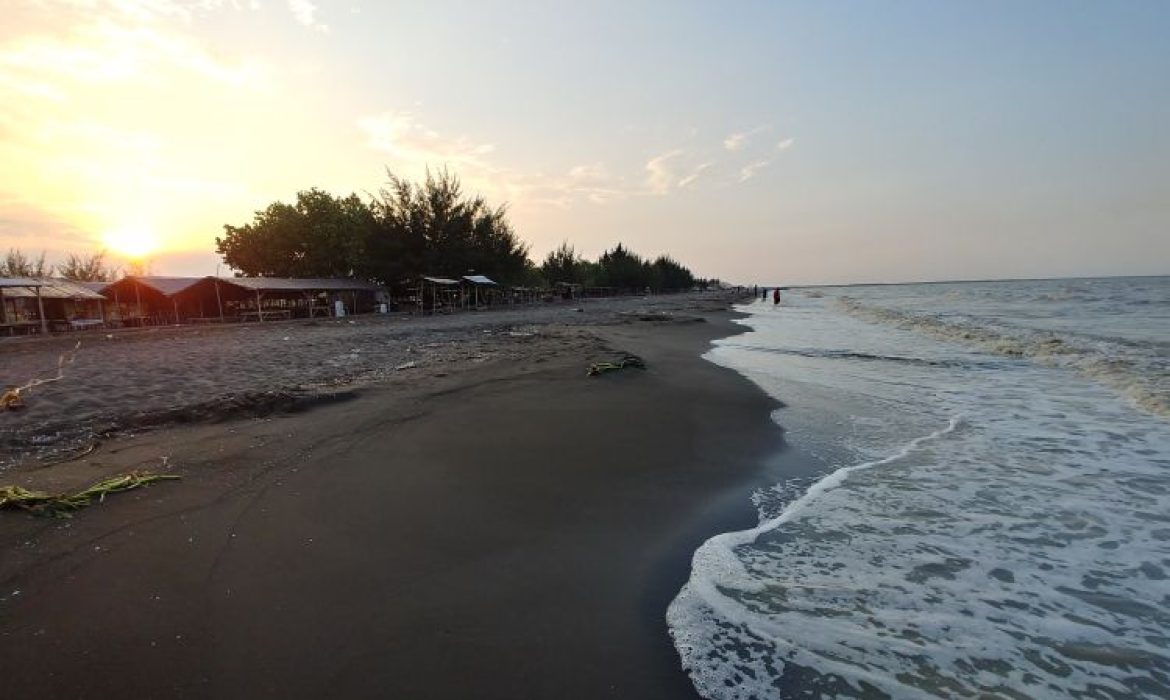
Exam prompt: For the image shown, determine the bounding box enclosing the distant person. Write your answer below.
[761,287,768,301]
[773,288,781,305]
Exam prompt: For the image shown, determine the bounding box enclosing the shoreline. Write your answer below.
[0,295,804,698]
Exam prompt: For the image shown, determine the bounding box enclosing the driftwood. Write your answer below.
[2,340,82,411]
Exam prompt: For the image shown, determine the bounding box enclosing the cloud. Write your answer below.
[0,197,91,248]
[567,163,609,183]
[17,0,254,27]
[776,137,795,151]
[0,14,265,89]
[723,125,767,151]
[360,111,777,210]
[645,149,685,195]
[358,111,643,209]
[287,0,327,31]
[723,133,748,151]
[678,162,713,189]
[358,110,497,171]
[738,160,771,183]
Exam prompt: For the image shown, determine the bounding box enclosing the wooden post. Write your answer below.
[255,289,263,322]
[214,278,224,322]
[35,285,48,334]
[134,282,143,321]
[172,297,179,324]
[0,287,6,324]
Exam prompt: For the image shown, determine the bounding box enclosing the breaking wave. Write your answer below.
[833,296,1169,418]
[670,278,1170,699]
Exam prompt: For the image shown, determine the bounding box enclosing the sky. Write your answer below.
[1,0,1167,285]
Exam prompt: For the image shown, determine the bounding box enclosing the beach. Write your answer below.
[0,292,799,698]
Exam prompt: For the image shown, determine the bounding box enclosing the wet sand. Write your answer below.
[0,295,800,698]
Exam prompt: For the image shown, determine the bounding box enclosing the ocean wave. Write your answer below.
[833,297,1169,418]
[727,343,1003,369]
[668,408,1170,698]
[668,417,964,699]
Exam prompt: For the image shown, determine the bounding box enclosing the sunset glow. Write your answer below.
[0,1,1166,282]
[102,226,158,260]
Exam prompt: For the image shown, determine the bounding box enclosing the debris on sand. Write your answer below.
[0,472,181,517]
[3,340,82,411]
[2,388,24,410]
[587,354,646,376]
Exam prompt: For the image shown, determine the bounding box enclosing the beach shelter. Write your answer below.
[554,281,582,301]
[101,276,210,325]
[417,276,461,313]
[0,278,107,334]
[461,275,498,309]
[0,277,48,334]
[215,277,385,320]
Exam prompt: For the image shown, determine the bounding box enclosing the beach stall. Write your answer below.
[507,286,540,305]
[0,278,107,335]
[415,276,461,314]
[215,277,385,321]
[100,276,213,325]
[554,281,582,301]
[461,275,499,309]
[1,277,47,335]
[99,276,385,324]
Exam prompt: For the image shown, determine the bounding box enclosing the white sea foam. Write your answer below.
[669,279,1170,699]
[832,300,1169,418]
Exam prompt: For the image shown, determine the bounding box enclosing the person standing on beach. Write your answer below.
[773,288,781,305]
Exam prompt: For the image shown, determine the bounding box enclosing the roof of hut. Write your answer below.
[421,276,461,285]
[221,277,383,292]
[75,280,113,293]
[0,278,106,299]
[462,275,498,286]
[0,277,44,288]
[118,276,208,297]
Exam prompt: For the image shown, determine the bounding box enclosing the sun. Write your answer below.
[102,227,158,259]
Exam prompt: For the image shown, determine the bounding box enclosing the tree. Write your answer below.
[594,244,647,291]
[217,170,533,289]
[365,168,531,287]
[58,250,120,281]
[540,242,585,285]
[216,188,373,277]
[1,248,52,277]
[648,255,694,292]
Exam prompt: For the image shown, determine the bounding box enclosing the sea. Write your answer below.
[668,276,1170,699]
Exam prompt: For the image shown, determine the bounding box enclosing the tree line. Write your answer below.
[1,248,122,282]
[217,169,714,292]
[6,169,716,292]
[538,242,708,292]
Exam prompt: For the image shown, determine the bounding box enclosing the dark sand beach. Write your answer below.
[1,294,802,698]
